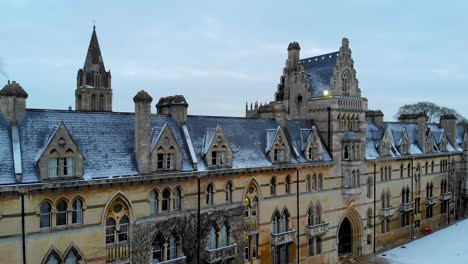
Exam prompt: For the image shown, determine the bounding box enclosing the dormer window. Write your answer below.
[273,143,287,162]
[47,149,75,178]
[219,145,227,165]
[205,127,233,169]
[156,145,176,170]
[151,125,183,171]
[38,123,83,180]
[267,127,290,164]
[211,146,218,165]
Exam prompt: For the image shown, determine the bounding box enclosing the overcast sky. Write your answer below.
[1,0,467,120]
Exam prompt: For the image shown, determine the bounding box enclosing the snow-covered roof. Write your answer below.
[0,115,14,184]
[365,120,463,160]
[0,109,335,185]
[299,51,339,97]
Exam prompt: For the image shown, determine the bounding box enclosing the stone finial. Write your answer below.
[0,81,28,98]
[133,90,153,103]
[287,42,301,51]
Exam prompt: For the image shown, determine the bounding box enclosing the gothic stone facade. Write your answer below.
[0,28,467,264]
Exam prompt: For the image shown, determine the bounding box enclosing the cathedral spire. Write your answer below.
[84,25,106,72]
[75,26,113,112]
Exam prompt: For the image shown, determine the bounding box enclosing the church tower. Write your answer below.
[75,26,112,111]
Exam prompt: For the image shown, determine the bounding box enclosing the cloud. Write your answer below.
[121,66,263,82]
[429,65,467,79]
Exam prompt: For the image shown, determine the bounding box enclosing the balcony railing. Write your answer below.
[380,206,396,218]
[206,244,237,263]
[426,196,438,205]
[400,201,415,212]
[106,242,130,263]
[306,222,329,237]
[440,192,452,201]
[155,256,187,264]
[270,230,296,246]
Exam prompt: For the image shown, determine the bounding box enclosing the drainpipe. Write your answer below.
[21,191,26,264]
[373,163,376,253]
[296,169,300,263]
[197,176,201,264]
[411,158,414,238]
[327,107,332,157]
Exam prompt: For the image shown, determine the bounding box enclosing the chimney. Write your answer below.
[133,90,153,174]
[287,42,300,71]
[399,112,427,152]
[273,102,287,127]
[156,95,188,126]
[0,80,28,125]
[365,110,384,127]
[440,114,457,145]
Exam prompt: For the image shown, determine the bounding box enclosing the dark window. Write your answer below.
[40,201,51,228]
[162,189,170,211]
[56,199,67,226]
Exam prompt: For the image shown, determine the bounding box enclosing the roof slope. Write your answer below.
[18,110,193,183]
[299,52,339,97]
[0,115,14,184]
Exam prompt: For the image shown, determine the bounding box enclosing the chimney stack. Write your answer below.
[133,90,153,174]
[365,110,384,128]
[156,95,188,126]
[440,114,457,145]
[0,80,28,125]
[399,112,428,152]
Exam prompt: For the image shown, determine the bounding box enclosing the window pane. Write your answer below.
[72,199,82,224]
[48,158,58,177]
[65,252,78,264]
[56,200,67,226]
[47,255,59,264]
[152,240,162,262]
[64,157,74,176]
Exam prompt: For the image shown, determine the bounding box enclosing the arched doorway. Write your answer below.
[338,217,352,255]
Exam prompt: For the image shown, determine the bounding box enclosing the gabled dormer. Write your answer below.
[203,126,232,169]
[266,126,290,164]
[37,122,84,180]
[439,133,448,152]
[379,128,392,156]
[303,127,324,161]
[150,124,183,171]
[400,128,410,155]
[425,129,435,153]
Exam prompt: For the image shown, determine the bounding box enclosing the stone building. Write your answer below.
[0,27,467,264]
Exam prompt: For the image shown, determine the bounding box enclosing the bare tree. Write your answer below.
[131,205,246,264]
[394,102,467,123]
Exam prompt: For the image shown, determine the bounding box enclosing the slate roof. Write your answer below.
[0,115,14,184]
[285,120,332,163]
[365,121,463,160]
[299,52,339,97]
[185,117,332,171]
[16,109,193,184]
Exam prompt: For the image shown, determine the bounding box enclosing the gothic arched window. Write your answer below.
[56,199,68,226]
[72,198,83,224]
[173,187,182,210]
[40,200,52,228]
[150,190,158,214]
[225,182,233,202]
[206,184,214,206]
[162,189,171,211]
